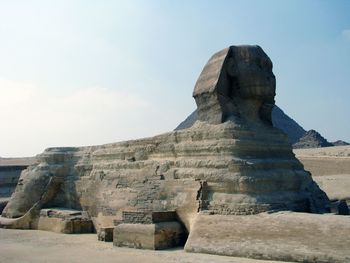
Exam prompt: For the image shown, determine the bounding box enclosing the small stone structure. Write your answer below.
[114,211,186,249]
[1,45,347,262]
[37,208,93,234]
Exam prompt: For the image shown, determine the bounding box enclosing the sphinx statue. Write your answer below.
[0,46,330,239]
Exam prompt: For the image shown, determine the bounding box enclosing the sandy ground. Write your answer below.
[293,145,350,157]
[313,174,350,201]
[294,146,350,201]
[0,157,35,166]
[0,229,289,263]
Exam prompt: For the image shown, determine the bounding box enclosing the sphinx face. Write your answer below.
[227,47,276,100]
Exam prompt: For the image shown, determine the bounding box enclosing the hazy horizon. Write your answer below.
[1,0,349,157]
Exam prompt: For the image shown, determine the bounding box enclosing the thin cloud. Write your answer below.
[0,79,151,157]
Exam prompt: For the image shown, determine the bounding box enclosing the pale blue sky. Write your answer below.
[0,0,349,157]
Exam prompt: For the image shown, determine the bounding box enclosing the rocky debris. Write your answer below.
[0,45,334,261]
[293,129,333,149]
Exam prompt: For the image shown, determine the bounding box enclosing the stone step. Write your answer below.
[114,221,186,250]
[113,211,186,250]
[37,208,93,234]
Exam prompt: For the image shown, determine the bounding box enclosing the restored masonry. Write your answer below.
[1,46,349,263]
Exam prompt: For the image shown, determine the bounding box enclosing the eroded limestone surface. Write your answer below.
[185,212,350,263]
[0,157,35,214]
[0,45,337,262]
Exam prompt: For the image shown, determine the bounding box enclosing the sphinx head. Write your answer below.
[193,45,276,125]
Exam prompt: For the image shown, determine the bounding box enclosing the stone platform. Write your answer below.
[185,212,350,263]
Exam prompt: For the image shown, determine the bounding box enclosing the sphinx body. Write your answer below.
[0,46,329,234]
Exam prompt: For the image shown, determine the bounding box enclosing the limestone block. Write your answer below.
[37,208,93,234]
[114,221,185,250]
[122,211,177,224]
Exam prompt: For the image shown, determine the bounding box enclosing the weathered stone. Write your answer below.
[1,46,330,225]
[121,211,177,224]
[97,226,114,242]
[185,212,350,263]
[193,46,275,125]
[113,211,186,248]
[37,208,93,234]
[114,221,186,250]
[0,45,337,261]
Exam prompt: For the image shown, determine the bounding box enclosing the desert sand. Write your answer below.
[0,228,288,263]
[0,157,35,166]
[294,145,350,158]
[294,145,350,201]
